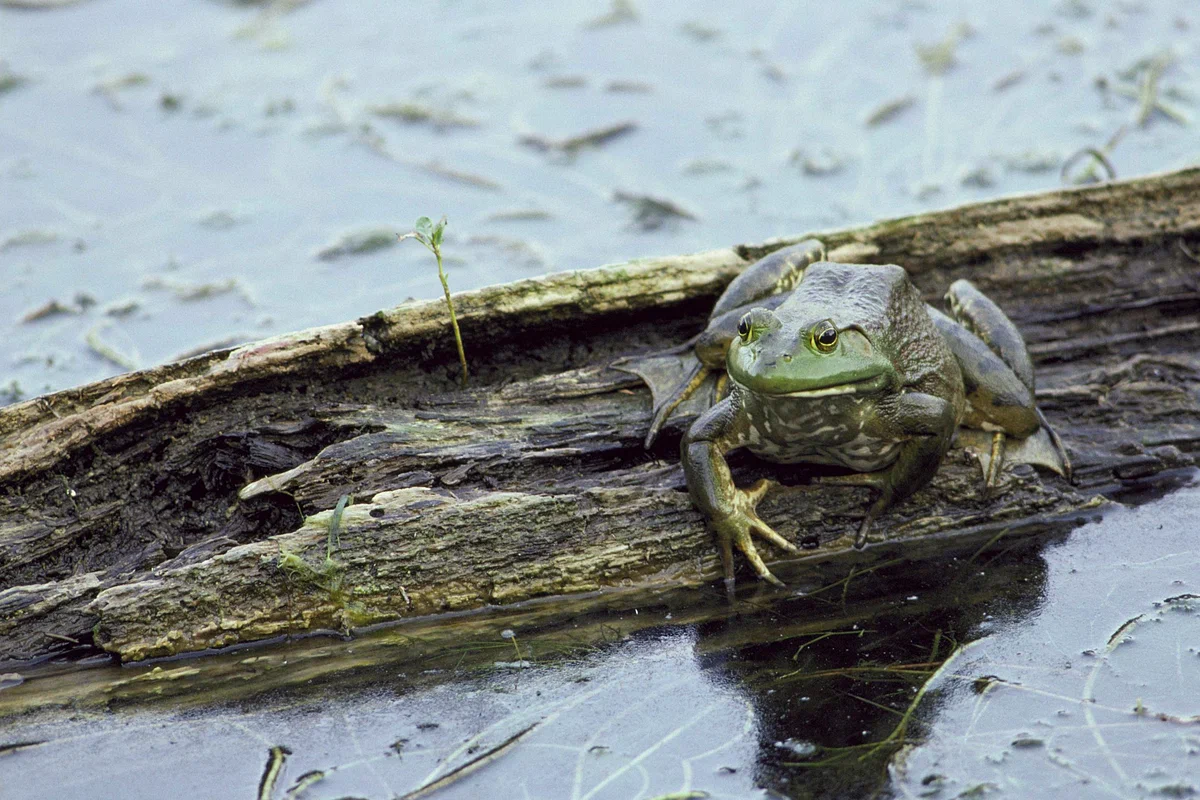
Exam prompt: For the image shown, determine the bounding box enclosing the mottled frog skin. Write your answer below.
[644,240,1069,588]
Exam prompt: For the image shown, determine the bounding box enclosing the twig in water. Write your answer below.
[398,722,540,800]
[257,745,292,800]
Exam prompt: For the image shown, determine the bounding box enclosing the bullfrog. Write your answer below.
[640,240,1070,587]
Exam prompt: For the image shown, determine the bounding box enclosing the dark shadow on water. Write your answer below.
[692,535,1055,798]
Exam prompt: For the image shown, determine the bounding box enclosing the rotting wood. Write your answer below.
[2,168,1200,663]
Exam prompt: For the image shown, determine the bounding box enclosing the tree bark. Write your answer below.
[2,168,1199,663]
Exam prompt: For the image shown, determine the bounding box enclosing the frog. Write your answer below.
[638,239,1071,588]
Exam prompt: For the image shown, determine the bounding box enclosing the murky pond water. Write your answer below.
[2,1,1198,798]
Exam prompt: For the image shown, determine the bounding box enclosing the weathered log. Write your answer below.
[2,168,1199,663]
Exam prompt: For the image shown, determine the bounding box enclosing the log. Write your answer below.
[2,168,1199,664]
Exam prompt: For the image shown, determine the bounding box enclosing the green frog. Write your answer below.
[641,240,1070,587]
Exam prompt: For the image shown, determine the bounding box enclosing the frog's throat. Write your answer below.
[731,372,890,398]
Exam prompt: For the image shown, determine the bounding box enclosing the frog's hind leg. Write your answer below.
[933,284,1072,485]
[710,239,826,318]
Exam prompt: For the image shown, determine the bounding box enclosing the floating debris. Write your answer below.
[159,92,183,111]
[760,61,787,82]
[102,298,141,318]
[1062,145,1117,184]
[526,49,560,72]
[960,166,996,188]
[264,97,295,116]
[485,209,553,222]
[998,149,1062,173]
[583,0,638,29]
[142,276,247,301]
[0,381,23,405]
[85,324,139,371]
[418,161,502,191]
[705,111,743,140]
[1112,52,1189,127]
[1,229,59,251]
[679,20,721,41]
[543,75,588,89]
[257,745,291,800]
[915,183,943,200]
[0,63,28,96]
[681,158,734,176]
[605,79,652,93]
[92,72,150,110]
[613,190,697,231]
[915,22,973,75]
[993,70,1026,92]
[315,228,397,261]
[790,148,848,177]
[19,299,79,323]
[519,121,637,156]
[1057,36,1085,55]
[197,209,248,230]
[369,102,480,131]
[864,95,916,127]
[1057,0,1092,18]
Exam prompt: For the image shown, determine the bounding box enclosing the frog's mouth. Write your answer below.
[761,372,891,398]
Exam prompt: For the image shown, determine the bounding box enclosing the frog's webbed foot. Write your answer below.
[1037,408,1073,483]
[956,412,1073,489]
[712,479,796,588]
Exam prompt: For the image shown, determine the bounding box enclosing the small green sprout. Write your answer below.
[399,215,469,387]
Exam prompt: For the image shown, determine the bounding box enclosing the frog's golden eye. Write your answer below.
[813,321,838,352]
[737,316,752,341]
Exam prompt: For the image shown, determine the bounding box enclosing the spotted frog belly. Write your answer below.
[737,387,904,471]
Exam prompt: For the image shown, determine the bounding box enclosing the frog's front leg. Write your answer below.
[818,392,958,548]
[682,396,798,589]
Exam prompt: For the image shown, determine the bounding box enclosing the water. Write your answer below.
[1,0,1196,399]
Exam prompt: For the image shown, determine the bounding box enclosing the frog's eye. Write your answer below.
[737,316,752,341]
[813,321,838,352]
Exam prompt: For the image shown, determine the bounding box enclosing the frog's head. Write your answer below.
[726,305,895,397]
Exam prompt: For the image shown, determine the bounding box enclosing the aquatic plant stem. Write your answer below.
[434,242,469,387]
[400,216,469,387]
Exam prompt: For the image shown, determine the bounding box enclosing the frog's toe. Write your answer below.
[852,492,891,549]
[751,516,798,554]
[735,534,786,587]
[852,518,871,550]
[985,431,1005,493]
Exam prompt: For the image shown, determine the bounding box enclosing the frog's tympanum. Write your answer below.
[640,240,1070,587]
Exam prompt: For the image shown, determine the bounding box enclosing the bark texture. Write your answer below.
[2,168,1199,663]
